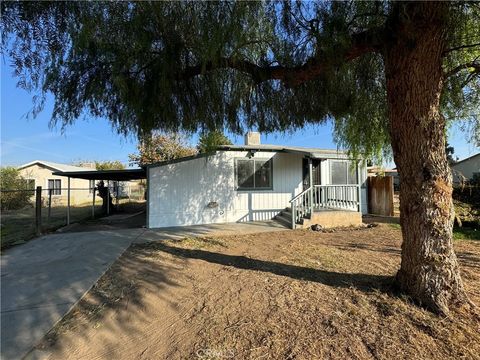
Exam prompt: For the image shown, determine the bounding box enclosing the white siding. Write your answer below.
[452,155,480,183]
[148,151,304,228]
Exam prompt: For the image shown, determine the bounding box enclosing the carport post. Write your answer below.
[107,180,110,215]
[67,177,71,225]
[92,179,95,219]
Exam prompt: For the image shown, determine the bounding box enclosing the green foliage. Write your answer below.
[197,130,232,153]
[1,1,479,159]
[94,161,125,171]
[0,167,33,210]
[128,133,197,166]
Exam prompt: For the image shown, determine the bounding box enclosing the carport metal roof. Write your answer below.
[52,168,146,181]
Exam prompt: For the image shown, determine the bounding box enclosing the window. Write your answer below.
[48,179,62,195]
[330,161,358,185]
[89,179,96,193]
[25,179,35,190]
[236,158,272,190]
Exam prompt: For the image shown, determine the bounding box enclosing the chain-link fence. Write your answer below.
[1,183,146,249]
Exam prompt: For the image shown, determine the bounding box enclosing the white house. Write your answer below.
[146,133,368,229]
[451,153,480,184]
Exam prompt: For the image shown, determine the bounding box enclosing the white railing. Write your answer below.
[313,185,360,211]
[289,186,313,227]
[289,184,360,229]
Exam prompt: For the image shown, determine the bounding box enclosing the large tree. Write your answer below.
[2,1,479,314]
[129,133,197,166]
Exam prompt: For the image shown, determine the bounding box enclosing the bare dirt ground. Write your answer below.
[37,224,480,360]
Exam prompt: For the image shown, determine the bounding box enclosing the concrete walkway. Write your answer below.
[1,229,142,360]
[137,220,289,243]
[0,220,288,360]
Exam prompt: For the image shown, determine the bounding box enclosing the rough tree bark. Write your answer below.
[384,2,468,315]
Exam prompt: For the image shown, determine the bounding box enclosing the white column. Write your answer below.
[356,161,361,212]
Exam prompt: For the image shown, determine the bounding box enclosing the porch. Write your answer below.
[276,157,363,229]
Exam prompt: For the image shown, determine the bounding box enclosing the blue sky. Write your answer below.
[1,57,477,168]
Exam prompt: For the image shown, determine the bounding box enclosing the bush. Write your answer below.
[0,167,33,210]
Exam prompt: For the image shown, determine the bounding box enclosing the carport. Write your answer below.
[52,168,146,224]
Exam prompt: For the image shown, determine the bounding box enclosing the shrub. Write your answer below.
[0,167,33,210]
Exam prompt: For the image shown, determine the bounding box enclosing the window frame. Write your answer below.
[329,160,358,185]
[235,157,273,191]
[47,179,62,195]
[24,178,36,190]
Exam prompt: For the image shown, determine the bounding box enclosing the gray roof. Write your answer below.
[217,144,350,159]
[17,160,93,172]
[452,152,480,166]
[147,144,353,168]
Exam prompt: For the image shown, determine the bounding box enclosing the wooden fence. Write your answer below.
[367,176,394,216]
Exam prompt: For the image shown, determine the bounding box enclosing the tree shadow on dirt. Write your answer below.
[36,240,183,357]
[139,241,395,293]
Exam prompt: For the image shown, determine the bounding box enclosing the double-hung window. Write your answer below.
[48,179,62,195]
[330,161,357,185]
[235,158,273,190]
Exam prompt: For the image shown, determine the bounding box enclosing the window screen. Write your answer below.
[236,158,272,190]
[331,161,348,184]
[331,161,358,185]
[48,179,62,195]
[25,179,35,190]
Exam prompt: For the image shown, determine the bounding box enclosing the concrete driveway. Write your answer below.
[0,219,288,360]
[1,229,143,360]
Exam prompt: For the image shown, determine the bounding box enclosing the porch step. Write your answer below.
[274,212,292,228]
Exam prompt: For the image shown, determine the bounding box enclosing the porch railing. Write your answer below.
[289,184,360,228]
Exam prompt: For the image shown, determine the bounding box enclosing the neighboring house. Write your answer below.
[17,160,96,205]
[146,132,368,229]
[451,153,480,184]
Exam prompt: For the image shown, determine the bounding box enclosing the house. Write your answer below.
[146,132,368,229]
[18,160,96,205]
[451,153,480,184]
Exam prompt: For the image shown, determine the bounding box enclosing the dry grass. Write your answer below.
[37,225,480,360]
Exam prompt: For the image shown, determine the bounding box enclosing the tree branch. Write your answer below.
[176,28,383,88]
[445,61,480,78]
[443,42,480,55]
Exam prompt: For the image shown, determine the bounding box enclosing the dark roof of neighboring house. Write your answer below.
[52,168,146,181]
[146,145,352,168]
[452,152,480,166]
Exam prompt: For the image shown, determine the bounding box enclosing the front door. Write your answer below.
[302,158,322,190]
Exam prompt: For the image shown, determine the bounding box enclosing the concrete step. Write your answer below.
[275,212,292,228]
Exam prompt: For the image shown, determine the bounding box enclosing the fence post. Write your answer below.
[92,181,96,219]
[35,186,42,236]
[107,180,110,215]
[48,188,52,222]
[67,177,71,225]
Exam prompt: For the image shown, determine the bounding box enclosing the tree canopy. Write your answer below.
[2,1,478,161]
[197,130,233,153]
[128,133,196,166]
[94,160,126,171]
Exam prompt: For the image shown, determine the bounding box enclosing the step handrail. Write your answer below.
[289,186,312,204]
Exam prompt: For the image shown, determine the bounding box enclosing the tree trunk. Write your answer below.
[384,3,468,315]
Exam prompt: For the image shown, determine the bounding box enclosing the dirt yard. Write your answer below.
[37,225,480,360]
